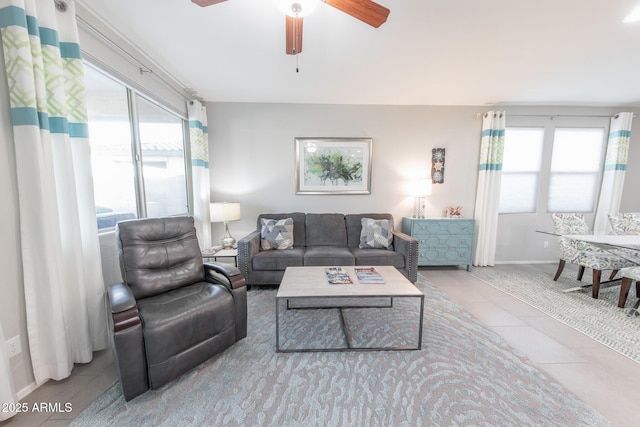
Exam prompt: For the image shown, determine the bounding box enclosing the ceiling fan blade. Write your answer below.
[323,0,390,28]
[191,0,228,7]
[285,15,304,55]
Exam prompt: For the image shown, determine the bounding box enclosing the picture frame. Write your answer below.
[295,137,372,195]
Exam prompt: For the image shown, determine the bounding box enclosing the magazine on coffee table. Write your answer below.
[354,267,385,284]
[325,267,353,284]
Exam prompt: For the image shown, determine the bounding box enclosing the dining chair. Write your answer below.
[618,266,640,308]
[608,212,640,235]
[551,213,635,299]
[551,213,601,281]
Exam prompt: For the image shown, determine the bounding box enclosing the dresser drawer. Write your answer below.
[402,217,475,271]
[418,235,473,249]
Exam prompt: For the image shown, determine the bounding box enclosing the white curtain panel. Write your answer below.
[0,0,107,388]
[593,112,634,234]
[0,322,18,421]
[188,99,212,249]
[473,111,506,266]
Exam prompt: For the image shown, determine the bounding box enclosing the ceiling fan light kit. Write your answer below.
[191,0,389,55]
[276,0,320,17]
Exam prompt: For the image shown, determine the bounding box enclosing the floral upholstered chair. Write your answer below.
[617,266,640,308]
[551,213,636,300]
[608,214,640,307]
[608,212,640,235]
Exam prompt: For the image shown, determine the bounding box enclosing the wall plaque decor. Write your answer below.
[295,137,372,194]
[431,148,445,183]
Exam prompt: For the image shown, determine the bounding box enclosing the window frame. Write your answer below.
[84,63,193,230]
[500,115,610,215]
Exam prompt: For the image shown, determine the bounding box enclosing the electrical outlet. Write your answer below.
[6,335,21,358]
[543,241,549,248]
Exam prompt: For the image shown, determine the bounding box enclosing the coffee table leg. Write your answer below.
[275,297,281,352]
[338,309,351,349]
[417,295,424,350]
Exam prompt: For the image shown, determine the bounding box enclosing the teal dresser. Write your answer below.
[401,217,475,271]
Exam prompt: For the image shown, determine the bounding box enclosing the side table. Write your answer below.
[202,248,238,267]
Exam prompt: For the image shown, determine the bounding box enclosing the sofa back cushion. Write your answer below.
[257,212,306,247]
[346,213,394,248]
[305,213,347,246]
[116,216,204,300]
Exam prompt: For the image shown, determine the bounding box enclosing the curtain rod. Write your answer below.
[75,15,197,102]
[477,113,636,119]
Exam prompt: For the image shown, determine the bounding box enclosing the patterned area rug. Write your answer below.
[71,274,612,426]
[470,268,640,364]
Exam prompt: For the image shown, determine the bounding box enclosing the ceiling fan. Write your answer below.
[191,0,390,55]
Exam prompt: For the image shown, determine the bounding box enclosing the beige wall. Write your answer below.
[207,103,483,245]
[207,102,640,263]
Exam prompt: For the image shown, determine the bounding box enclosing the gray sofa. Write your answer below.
[237,213,418,286]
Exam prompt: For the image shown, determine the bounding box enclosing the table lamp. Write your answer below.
[210,202,241,248]
[412,177,432,219]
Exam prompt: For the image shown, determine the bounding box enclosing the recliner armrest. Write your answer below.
[109,282,137,313]
[204,262,246,290]
[108,282,141,332]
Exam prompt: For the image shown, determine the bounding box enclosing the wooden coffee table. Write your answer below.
[275,266,424,352]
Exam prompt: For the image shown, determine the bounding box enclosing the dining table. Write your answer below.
[538,231,640,316]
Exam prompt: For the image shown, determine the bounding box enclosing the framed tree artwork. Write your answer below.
[295,137,372,194]
[432,148,445,184]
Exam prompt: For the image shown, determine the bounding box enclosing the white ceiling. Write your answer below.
[76,0,640,107]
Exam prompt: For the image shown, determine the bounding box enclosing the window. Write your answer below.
[84,65,190,229]
[499,117,608,215]
[136,95,189,218]
[498,128,544,214]
[548,128,606,212]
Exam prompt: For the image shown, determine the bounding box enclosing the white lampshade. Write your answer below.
[210,202,241,223]
[411,177,433,197]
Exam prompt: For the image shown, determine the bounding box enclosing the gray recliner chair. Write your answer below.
[108,216,247,401]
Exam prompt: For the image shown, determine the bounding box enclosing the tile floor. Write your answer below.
[2,263,638,426]
[428,263,640,427]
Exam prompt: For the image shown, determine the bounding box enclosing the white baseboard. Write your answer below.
[494,260,557,265]
[17,379,46,400]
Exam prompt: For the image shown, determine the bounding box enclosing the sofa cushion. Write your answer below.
[359,217,394,249]
[253,248,305,271]
[305,213,347,246]
[257,213,306,247]
[304,246,355,266]
[351,248,405,269]
[345,213,394,248]
[260,218,294,250]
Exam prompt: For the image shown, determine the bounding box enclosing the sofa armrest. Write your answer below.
[204,262,246,290]
[392,230,419,283]
[237,230,261,285]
